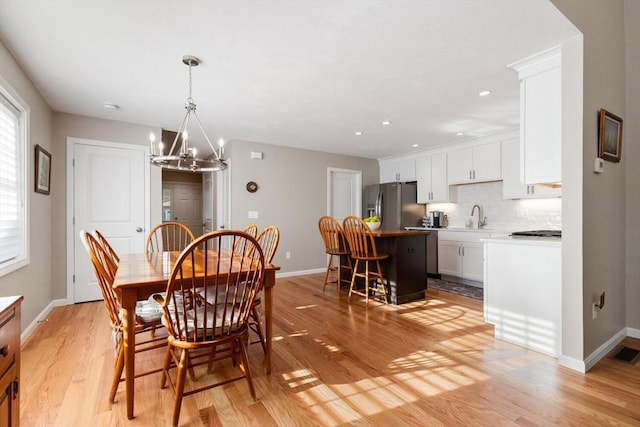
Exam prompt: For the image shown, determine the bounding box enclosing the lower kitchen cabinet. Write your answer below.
[0,296,22,427]
[484,237,561,357]
[438,240,484,282]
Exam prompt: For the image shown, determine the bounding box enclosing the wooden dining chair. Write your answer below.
[318,216,352,293]
[80,230,166,404]
[153,230,266,427]
[243,223,258,238]
[341,216,389,305]
[145,221,195,253]
[94,229,120,264]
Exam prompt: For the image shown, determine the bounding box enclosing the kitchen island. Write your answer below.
[368,229,431,304]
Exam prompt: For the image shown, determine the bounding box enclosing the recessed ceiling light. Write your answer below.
[103,102,120,109]
[355,131,363,136]
[456,132,464,136]
[412,144,419,148]
[382,121,391,126]
[478,90,491,97]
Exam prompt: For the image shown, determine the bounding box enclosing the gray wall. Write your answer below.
[553,0,640,358]
[227,139,378,273]
[624,0,640,331]
[0,38,54,331]
[51,113,162,299]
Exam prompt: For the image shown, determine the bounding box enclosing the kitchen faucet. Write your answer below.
[470,204,487,228]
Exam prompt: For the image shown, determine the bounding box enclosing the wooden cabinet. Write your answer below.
[438,231,489,284]
[379,159,416,183]
[416,153,454,203]
[0,296,22,427]
[510,46,561,185]
[447,142,501,185]
[502,139,561,199]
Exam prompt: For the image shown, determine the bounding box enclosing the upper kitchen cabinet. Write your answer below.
[502,139,561,199]
[509,46,561,186]
[447,142,501,185]
[379,158,416,183]
[416,153,455,203]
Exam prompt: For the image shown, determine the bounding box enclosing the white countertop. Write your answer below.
[482,235,562,247]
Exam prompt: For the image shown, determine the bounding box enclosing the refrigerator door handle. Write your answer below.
[375,191,383,222]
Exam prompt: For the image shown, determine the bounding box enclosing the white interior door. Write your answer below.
[327,168,362,221]
[68,138,148,303]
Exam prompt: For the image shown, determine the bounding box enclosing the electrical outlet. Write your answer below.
[592,302,599,319]
[285,251,291,259]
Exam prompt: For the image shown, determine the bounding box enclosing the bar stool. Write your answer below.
[341,216,389,304]
[318,216,353,293]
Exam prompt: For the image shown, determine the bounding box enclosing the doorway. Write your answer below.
[162,172,204,236]
[66,137,149,303]
[327,168,362,220]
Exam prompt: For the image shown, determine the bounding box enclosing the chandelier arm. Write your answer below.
[169,110,191,155]
[191,111,220,160]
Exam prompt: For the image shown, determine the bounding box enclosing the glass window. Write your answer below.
[0,84,29,277]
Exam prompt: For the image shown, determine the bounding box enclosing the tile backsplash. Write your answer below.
[426,181,562,231]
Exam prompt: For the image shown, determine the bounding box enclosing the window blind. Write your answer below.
[0,94,21,265]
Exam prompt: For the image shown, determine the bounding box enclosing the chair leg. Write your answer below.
[348,260,360,299]
[237,335,257,401]
[171,349,189,427]
[322,254,335,292]
[251,305,267,354]
[160,344,173,389]
[364,261,370,305]
[110,342,125,403]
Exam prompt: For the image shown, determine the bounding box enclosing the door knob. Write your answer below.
[136,227,143,233]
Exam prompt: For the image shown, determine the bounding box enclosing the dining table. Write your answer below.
[112,250,279,420]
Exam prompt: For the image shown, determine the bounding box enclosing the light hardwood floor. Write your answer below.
[21,274,640,426]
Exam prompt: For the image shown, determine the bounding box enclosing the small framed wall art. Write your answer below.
[598,108,623,163]
[35,144,52,195]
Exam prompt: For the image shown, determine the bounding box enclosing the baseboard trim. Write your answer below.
[558,355,586,373]
[582,327,628,372]
[21,298,68,345]
[276,268,325,278]
[626,327,640,339]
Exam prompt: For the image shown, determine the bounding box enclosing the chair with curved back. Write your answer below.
[341,216,389,305]
[318,216,352,293]
[233,224,258,256]
[94,229,120,264]
[80,230,166,404]
[245,225,279,353]
[153,230,266,426]
[146,221,195,253]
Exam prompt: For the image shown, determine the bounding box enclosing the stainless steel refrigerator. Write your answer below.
[364,182,424,230]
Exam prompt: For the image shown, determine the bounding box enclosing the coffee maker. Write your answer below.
[429,211,445,228]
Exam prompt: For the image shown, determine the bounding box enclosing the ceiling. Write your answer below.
[0,1,579,160]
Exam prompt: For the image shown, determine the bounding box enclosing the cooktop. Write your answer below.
[511,230,562,238]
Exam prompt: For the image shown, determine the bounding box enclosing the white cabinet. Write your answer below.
[416,153,454,203]
[502,139,561,199]
[438,231,489,283]
[380,159,416,183]
[484,238,562,357]
[510,47,561,185]
[447,142,502,185]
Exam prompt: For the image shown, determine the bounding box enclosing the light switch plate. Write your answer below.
[248,211,258,219]
[593,157,604,173]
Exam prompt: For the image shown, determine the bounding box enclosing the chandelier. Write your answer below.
[148,55,227,172]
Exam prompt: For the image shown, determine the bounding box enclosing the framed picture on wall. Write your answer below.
[598,108,623,163]
[35,144,51,195]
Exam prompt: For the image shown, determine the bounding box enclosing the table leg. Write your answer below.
[263,270,274,374]
[122,301,135,419]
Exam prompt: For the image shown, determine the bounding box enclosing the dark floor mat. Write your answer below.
[428,278,483,300]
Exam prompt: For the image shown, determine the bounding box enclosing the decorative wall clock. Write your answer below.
[246,181,259,193]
